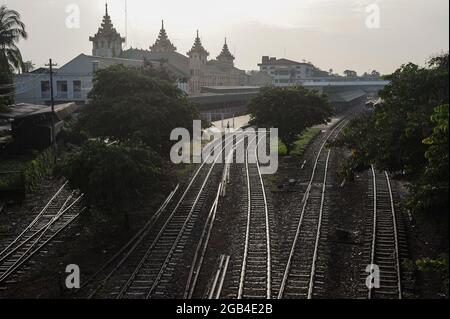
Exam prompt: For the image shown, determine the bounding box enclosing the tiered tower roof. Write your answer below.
[216,38,235,63]
[187,30,209,57]
[150,20,177,53]
[89,3,125,43]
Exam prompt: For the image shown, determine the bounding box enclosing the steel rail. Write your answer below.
[0,196,84,283]
[307,120,349,299]
[184,135,246,299]
[0,181,68,258]
[277,118,348,299]
[0,191,76,264]
[207,255,225,299]
[385,171,402,299]
[112,131,245,299]
[307,149,330,298]
[238,133,271,299]
[82,185,179,296]
[143,132,248,299]
[368,165,377,299]
[0,210,84,283]
[215,255,230,299]
[368,166,402,299]
[87,131,242,298]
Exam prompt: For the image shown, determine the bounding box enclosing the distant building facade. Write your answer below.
[88,4,246,94]
[13,54,180,105]
[14,4,249,105]
[257,56,328,86]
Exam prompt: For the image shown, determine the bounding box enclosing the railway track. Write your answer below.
[237,134,271,299]
[191,132,272,299]
[183,136,241,299]
[85,131,246,299]
[365,166,403,299]
[277,118,349,299]
[0,182,83,285]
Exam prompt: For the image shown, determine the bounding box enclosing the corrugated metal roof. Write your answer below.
[0,103,79,121]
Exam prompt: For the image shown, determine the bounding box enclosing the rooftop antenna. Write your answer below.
[124,0,128,49]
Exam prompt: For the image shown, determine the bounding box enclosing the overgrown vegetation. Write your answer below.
[60,140,171,228]
[276,127,321,157]
[248,86,333,155]
[335,53,449,294]
[336,53,448,219]
[416,255,449,294]
[23,148,55,191]
[61,64,197,227]
[0,148,55,193]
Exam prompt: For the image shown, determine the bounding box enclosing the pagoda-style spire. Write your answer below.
[90,2,123,40]
[150,20,177,53]
[216,37,235,64]
[89,2,125,57]
[187,30,209,58]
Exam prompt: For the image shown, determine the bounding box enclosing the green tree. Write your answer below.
[336,53,449,225]
[409,104,449,223]
[0,5,27,106]
[338,53,449,179]
[60,140,171,228]
[248,86,333,155]
[343,70,357,77]
[77,64,199,157]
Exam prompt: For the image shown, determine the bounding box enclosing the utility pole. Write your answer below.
[45,58,58,153]
[125,0,128,49]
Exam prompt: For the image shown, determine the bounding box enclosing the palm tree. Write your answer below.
[0,5,27,73]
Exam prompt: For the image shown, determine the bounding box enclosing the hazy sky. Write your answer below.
[4,0,449,74]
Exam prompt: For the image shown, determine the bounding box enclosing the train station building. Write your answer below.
[14,3,248,105]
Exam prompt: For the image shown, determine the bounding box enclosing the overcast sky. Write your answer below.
[4,0,449,74]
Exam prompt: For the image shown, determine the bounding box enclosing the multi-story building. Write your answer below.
[257,56,327,86]
[14,3,248,105]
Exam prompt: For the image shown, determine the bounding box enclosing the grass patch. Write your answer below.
[0,149,55,192]
[291,127,321,156]
[0,156,33,172]
[276,139,288,156]
[0,157,30,192]
[273,127,321,157]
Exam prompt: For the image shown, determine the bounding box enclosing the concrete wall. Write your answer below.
[14,73,92,105]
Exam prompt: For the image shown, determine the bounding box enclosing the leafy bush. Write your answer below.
[60,139,172,225]
[416,255,449,294]
[23,148,55,191]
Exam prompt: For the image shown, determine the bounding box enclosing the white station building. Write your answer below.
[14,3,249,105]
